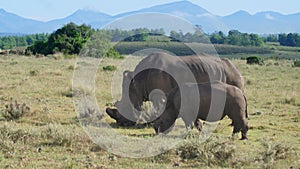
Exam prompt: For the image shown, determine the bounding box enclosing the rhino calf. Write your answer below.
[153,81,248,140]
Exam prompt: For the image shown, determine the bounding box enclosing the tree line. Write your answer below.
[1,22,300,55]
[278,33,300,47]
[262,33,300,47]
[209,30,263,47]
[24,25,268,55]
[0,34,48,50]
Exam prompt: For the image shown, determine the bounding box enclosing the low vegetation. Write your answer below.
[102,65,117,71]
[0,55,299,168]
[1,100,30,120]
[294,60,300,67]
[246,56,264,65]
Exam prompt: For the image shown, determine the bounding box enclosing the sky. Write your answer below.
[0,0,300,21]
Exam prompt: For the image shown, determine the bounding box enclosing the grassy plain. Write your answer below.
[0,54,299,168]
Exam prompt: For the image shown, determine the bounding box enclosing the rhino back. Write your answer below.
[221,58,244,91]
[181,56,226,83]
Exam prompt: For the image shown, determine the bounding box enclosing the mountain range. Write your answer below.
[1,1,300,34]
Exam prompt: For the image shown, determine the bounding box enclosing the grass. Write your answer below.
[0,54,299,168]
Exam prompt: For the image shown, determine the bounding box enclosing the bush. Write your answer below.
[178,133,236,167]
[294,60,300,67]
[105,48,124,59]
[103,65,117,71]
[64,54,77,59]
[43,123,73,147]
[61,88,73,98]
[246,56,264,65]
[261,141,291,163]
[1,100,30,120]
[26,23,93,55]
[67,65,74,70]
[29,70,38,76]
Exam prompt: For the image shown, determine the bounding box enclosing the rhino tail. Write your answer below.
[243,94,248,119]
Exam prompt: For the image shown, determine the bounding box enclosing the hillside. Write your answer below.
[1,1,300,34]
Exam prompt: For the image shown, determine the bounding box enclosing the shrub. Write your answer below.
[29,70,38,76]
[294,60,300,67]
[64,54,77,59]
[1,100,30,120]
[43,123,73,147]
[61,87,73,98]
[26,23,93,55]
[178,133,236,167]
[103,65,117,71]
[261,141,290,163]
[0,125,35,158]
[246,56,264,65]
[105,48,124,59]
[67,65,74,70]
[283,97,297,105]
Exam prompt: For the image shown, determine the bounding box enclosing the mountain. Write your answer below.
[221,10,300,33]
[0,1,300,34]
[45,9,113,32]
[0,8,114,34]
[114,1,228,33]
[0,9,44,34]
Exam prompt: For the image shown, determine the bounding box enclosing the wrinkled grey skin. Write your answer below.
[153,81,248,140]
[106,52,244,126]
[221,58,244,92]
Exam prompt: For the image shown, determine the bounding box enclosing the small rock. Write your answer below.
[108,155,116,161]
[173,162,180,167]
[36,147,42,153]
[253,111,263,115]
[269,122,275,126]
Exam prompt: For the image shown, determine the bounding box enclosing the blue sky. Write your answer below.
[0,0,300,21]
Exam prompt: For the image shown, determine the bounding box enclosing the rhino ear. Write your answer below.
[123,70,133,79]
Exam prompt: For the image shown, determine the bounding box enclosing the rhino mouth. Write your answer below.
[105,107,136,127]
[105,107,118,119]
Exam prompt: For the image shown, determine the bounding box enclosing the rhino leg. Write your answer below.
[241,119,248,140]
[232,119,248,140]
[194,119,203,132]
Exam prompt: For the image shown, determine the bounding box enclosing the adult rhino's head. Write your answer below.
[119,70,145,111]
[112,69,142,124]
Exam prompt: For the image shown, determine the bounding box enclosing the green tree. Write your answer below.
[210,31,225,44]
[279,34,287,46]
[27,22,93,55]
[80,30,112,58]
[249,34,263,46]
[228,30,242,46]
[264,34,278,42]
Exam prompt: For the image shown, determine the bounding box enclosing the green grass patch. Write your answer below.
[0,55,299,168]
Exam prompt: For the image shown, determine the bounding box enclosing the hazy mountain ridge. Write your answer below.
[0,1,299,34]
